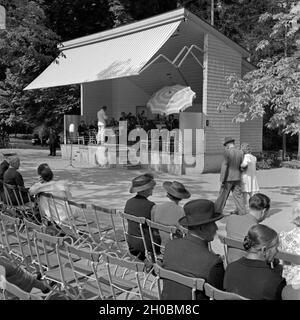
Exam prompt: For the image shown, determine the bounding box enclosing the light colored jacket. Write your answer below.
[29,180,72,223]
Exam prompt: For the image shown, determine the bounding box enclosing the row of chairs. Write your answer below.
[1,185,300,300]
[0,196,248,300]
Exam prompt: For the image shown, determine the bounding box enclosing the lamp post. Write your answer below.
[68,123,75,167]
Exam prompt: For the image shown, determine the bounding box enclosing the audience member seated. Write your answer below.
[3,156,27,205]
[151,181,190,248]
[124,173,159,261]
[0,153,10,199]
[29,163,72,224]
[0,250,50,293]
[162,199,225,300]
[226,193,270,263]
[224,224,286,300]
[279,204,300,300]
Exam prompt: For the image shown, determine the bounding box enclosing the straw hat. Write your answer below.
[129,173,156,193]
[163,181,190,199]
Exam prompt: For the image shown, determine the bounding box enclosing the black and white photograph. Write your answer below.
[0,0,299,308]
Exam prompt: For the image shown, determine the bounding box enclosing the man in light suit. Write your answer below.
[162,199,225,300]
[215,137,246,215]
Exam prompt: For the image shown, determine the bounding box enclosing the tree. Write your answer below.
[219,1,300,158]
[0,0,80,133]
[42,0,115,41]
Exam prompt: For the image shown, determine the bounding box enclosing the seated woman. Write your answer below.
[29,164,72,224]
[3,156,27,205]
[151,181,190,248]
[0,251,50,294]
[224,224,286,300]
[124,173,159,261]
[280,204,300,300]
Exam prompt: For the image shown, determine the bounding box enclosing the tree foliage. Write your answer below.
[219,1,300,137]
[0,0,81,132]
[42,0,115,41]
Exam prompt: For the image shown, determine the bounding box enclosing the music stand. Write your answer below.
[67,123,75,168]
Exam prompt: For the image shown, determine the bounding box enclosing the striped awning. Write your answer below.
[25,21,181,90]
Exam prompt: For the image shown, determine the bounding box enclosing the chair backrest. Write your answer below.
[146,219,177,263]
[153,263,205,300]
[204,283,249,300]
[276,251,300,265]
[3,183,19,207]
[33,231,66,278]
[91,204,123,253]
[0,213,23,260]
[65,244,111,300]
[119,211,149,259]
[218,234,300,266]
[23,218,47,266]
[218,234,246,266]
[102,252,158,300]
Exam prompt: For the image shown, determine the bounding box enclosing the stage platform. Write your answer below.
[60,143,185,175]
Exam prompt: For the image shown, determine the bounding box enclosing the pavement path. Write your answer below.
[2,147,299,254]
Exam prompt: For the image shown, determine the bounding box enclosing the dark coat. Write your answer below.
[220,147,244,183]
[124,195,156,257]
[3,167,25,205]
[162,234,225,300]
[224,257,286,300]
[0,160,9,193]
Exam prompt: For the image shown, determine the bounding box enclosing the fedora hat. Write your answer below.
[163,181,191,200]
[130,173,156,193]
[223,137,235,146]
[179,199,224,227]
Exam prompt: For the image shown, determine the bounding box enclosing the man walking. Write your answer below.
[214,137,246,215]
[97,106,108,145]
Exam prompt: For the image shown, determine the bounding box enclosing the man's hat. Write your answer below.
[130,173,156,193]
[223,137,235,146]
[179,199,224,227]
[163,181,191,200]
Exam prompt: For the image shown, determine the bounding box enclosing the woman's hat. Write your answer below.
[163,181,191,199]
[130,173,156,193]
[223,137,235,146]
[179,199,224,227]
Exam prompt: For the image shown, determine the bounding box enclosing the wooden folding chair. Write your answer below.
[91,204,125,254]
[0,213,28,265]
[146,219,177,263]
[66,200,100,246]
[119,212,151,261]
[0,265,42,300]
[22,218,51,272]
[204,282,249,300]
[276,250,300,265]
[17,186,42,225]
[33,231,79,299]
[66,244,114,300]
[103,253,158,300]
[218,234,245,267]
[153,263,205,300]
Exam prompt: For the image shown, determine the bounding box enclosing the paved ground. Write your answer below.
[2,147,299,254]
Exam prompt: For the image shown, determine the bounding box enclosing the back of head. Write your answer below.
[9,156,20,169]
[38,164,53,182]
[243,224,278,251]
[249,193,270,211]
